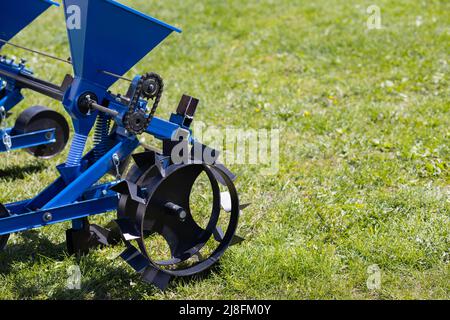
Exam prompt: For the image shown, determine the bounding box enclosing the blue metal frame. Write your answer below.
[0,113,186,236]
[1,139,135,235]
[0,1,61,153]
[0,0,192,240]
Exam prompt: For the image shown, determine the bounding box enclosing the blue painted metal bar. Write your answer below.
[7,176,67,214]
[42,136,139,208]
[0,58,29,111]
[9,135,133,215]
[4,199,30,214]
[0,128,55,152]
[0,131,137,235]
[0,89,24,113]
[145,116,186,140]
[0,193,118,236]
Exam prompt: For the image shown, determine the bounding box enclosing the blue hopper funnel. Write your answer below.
[63,0,181,89]
[0,0,59,50]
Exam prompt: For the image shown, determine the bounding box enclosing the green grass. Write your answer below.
[0,0,449,299]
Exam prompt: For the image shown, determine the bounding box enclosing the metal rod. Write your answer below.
[0,39,132,84]
[0,38,72,65]
[89,100,119,117]
[99,70,132,82]
[164,202,187,220]
[0,68,64,101]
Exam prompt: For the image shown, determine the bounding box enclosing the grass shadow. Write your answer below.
[47,261,158,300]
[0,230,67,274]
[169,260,223,289]
[0,232,156,299]
[0,162,46,180]
[0,229,226,299]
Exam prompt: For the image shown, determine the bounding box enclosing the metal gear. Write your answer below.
[123,72,164,135]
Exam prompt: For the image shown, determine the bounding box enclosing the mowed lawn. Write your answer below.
[0,0,448,299]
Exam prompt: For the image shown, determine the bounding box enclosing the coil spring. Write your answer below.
[93,113,111,161]
[66,133,88,167]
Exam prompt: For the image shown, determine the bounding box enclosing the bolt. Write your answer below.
[164,202,187,221]
[45,132,53,140]
[179,210,187,221]
[43,212,52,222]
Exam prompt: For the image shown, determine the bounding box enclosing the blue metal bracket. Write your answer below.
[0,192,118,236]
[0,127,55,152]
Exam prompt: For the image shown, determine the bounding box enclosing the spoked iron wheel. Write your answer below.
[113,151,244,289]
[13,105,70,158]
[0,203,10,251]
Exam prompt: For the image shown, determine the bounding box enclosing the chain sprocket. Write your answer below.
[123,72,164,135]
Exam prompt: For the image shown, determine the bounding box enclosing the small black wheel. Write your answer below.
[13,106,70,158]
[0,204,10,251]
